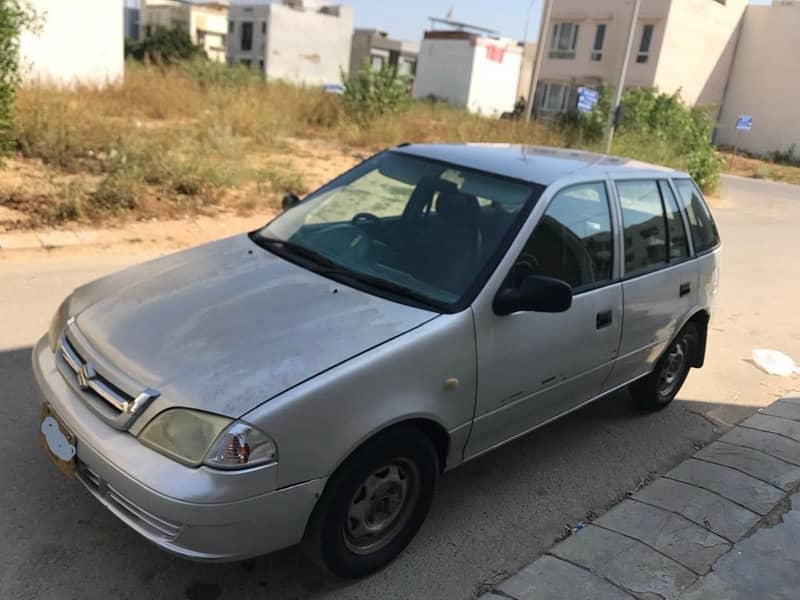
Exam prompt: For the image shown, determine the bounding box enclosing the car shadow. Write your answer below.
[1,345,761,600]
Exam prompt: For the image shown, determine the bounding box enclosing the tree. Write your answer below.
[125,27,205,64]
[0,0,36,157]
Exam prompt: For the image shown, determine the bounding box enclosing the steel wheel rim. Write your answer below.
[343,459,420,555]
[658,340,687,397]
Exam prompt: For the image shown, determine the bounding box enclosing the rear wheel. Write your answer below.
[302,428,439,578]
[630,323,699,412]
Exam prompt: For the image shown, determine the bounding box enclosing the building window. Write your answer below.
[541,82,570,113]
[370,54,385,70]
[549,22,579,60]
[637,24,654,63]
[591,23,606,62]
[228,20,234,34]
[144,24,152,37]
[262,21,266,34]
[241,21,253,52]
[259,59,265,71]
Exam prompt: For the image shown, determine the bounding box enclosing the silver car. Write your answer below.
[33,144,720,577]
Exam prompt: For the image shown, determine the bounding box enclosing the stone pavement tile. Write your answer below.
[761,400,800,422]
[634,478,759,542]
[679,492,800,600]
[667,459,785,515]
[742,414,800,443]
[0,232,41,250]
[497,555,633,600]
[720,427,800,466]
[695,441,800,491]
[551,525,696,600]
[594,499,730,575]
[36,230,80,247]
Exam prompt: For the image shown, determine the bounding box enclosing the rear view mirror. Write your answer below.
[493,275,573,316]
[282,192,301,211]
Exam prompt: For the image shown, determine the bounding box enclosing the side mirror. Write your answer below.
[493,275,573,316]
[282,192,301,211]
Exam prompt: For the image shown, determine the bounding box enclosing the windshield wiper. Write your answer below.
[253,235,339,269]
[253,235,442,311]
[316,268,442,311]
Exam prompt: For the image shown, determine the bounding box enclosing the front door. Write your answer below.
[603,178,698,390]
[465,181,623,460]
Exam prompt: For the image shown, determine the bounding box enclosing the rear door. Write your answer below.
[603,178,698,390]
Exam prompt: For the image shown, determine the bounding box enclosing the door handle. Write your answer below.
[596,310,613,330]
[679,282,692,297]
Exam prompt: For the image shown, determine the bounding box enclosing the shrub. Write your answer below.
[559,86,721,191]
[342,61,410,121]
[0,0,36,157]
[767,145,800,167]
[125,27,205,64]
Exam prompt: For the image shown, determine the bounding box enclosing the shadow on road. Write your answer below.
[0,346,760,600]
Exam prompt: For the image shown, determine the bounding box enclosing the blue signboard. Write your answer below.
[736,115,753,131]
[577,87,600,113]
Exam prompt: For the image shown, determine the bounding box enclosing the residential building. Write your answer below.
[140,0,229,63]
[350,29,419,90]
[19,0,124,86]
[516,42,538,103]
[415,20,523,116]
[535,0,747,115]
[717,2,800,155]
[227,1,353,86]
[125,0,141,40]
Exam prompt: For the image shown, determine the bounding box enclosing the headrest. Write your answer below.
[436,190,480,229]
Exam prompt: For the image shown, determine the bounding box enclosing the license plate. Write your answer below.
[39,405,76,477]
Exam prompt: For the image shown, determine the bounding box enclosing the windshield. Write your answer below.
[252,151,544,311]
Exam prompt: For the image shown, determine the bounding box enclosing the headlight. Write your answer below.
[139,408,277,470]
[48,297,71,352]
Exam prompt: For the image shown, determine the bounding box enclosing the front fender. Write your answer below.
[244,310,477,488]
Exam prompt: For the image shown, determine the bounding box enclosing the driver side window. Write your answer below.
[510,182,614,291]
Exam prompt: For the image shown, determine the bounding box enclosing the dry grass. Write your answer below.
[718,150,800,186]
[2,61,746,231]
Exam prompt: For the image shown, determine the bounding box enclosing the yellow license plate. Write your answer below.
[39,405,76,478]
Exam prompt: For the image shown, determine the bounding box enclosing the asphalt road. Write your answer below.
[1,175,799,600]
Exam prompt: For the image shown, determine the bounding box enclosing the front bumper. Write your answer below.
[32,336,325,561]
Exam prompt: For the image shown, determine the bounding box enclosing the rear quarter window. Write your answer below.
[673,179,720,254]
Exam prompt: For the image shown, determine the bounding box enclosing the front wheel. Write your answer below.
[629,323,699,412]
[302,428,439,578]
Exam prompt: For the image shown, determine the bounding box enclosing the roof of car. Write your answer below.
[392,143,688,186]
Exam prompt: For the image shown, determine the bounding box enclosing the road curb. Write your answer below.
[480,392,800,600]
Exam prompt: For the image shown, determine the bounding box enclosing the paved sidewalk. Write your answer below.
[480,393,800,600]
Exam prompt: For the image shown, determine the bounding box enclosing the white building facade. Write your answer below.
[227,1,353,86]
[19,0,124,86]
[415,31,523,116]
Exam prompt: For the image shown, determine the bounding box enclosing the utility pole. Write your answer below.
[524,0,553,121]
[604,0,641,154]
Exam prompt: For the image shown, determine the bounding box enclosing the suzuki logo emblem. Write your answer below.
[77,363,96,391]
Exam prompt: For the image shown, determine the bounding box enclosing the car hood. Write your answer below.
[71,235,437,417]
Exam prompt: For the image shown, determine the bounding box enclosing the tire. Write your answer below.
[302,427,440,578]
[629,322,699,412]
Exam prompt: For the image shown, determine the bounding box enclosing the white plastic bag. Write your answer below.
[752,349,800,376]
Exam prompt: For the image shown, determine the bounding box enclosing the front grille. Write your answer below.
[58,328,159,430]
[76,462,182,541]
[61,336,132,413]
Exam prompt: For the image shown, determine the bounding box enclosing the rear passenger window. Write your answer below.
[510,182,613,291]
[673,179,720,254]
[659,180,690,260]
[616,180,667,276]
